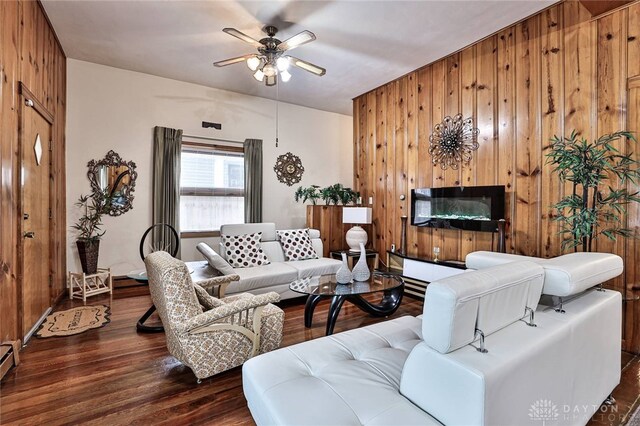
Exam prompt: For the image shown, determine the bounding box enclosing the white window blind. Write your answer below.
[180,144,244,233]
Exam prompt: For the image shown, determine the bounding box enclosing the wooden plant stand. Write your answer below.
[68,268,113,302]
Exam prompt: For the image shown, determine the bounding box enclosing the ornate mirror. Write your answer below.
[87,150,138,216]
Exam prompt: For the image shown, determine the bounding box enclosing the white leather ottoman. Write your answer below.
[243,315,440,425]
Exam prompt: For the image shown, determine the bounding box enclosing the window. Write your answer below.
[180,142,244,236]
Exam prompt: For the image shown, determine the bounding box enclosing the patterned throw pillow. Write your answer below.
[221,232,271,268]
[276,229,319,261]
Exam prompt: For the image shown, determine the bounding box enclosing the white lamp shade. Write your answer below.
[343,207,372,224]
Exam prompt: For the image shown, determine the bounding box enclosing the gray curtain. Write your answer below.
[153,126,182,258]
[244,139,263,223]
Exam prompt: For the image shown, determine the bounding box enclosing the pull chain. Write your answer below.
[276,79,279,148]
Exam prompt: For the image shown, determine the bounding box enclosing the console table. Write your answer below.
[386,251,467,299]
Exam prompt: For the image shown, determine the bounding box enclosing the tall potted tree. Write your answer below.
[72,192,107,274]
[546,130,640,252]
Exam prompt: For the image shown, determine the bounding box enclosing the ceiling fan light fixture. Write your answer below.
[276,56,289,72]
[263,63,277,77]
[246,56,261,71]
[215,25,325,85]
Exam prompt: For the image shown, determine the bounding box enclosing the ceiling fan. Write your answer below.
[214,25,326,86]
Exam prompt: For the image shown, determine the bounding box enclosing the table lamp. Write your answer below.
[342,207,373,252]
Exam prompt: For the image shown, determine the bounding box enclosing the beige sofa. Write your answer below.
[195,223,342,300]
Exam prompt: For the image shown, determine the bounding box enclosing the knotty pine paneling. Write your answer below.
[625,3,640,354]
[474,36,498,253]
[406,72,418,256]
[514,16,542,257]
[0,0,66,343]
[497,28,516,252]
[540,6,564,259]
[353,0,640,352]
[1,0,22,344]
[416,67,431,258]
[459,46,477,259]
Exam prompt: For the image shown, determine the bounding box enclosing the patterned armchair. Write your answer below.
[145,251,284,381]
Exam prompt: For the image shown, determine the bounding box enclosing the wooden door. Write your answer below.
[19,86,53,342]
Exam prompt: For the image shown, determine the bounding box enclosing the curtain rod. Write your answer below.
[182,134,245,145]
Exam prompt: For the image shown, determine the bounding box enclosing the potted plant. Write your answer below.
[294,185,321,205]
[319,183,359,206]
[546,130,640,252]
[320,184,341,205]
[72,191,107,274]
[294,184,359,206]
[295,183,361,256]
[337,185,359,206]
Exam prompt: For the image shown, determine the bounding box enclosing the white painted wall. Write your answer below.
[66,59,353,276]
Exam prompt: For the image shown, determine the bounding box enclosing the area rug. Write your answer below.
[36,305,110,338]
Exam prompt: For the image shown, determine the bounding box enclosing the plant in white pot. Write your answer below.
[72,192,107,274]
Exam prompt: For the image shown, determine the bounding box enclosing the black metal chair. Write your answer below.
[136,223,179,333]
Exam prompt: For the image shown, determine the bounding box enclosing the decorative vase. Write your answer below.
[76,239,100,274]
[335,253,352,284]
[352,243,371,282]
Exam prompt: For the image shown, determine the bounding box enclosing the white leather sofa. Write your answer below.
[243,251,623,425]
[195,223,341,300]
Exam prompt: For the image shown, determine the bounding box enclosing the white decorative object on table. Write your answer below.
[352,243,371,282]
[336,253,353,284]
[343,207,373,251]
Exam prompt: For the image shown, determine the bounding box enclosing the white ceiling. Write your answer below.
[41,0,556,116]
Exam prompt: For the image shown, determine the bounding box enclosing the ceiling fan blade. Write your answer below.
[213,54,256,67]
[277,30,316,51]
[288,56,326,76]
[222,28,263,48]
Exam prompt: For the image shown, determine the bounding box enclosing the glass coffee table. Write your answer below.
[290,272,405,336]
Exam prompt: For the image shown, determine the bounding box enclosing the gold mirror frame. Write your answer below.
[87,150,138,216]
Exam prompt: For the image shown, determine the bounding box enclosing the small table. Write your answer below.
[290,272,404,336]
[126,270,163,333]
[330,249,380,270]
[69,268,113,302]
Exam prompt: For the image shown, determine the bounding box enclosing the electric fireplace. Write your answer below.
[410,185,505,232]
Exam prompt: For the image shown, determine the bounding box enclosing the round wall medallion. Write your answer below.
[429,114,480,170]
[274,152,304,186]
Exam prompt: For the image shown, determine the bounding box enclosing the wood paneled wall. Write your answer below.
[0,0,67,342]
[353,0,640,352]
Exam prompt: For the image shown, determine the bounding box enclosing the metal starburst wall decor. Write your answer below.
[428,114,480,170]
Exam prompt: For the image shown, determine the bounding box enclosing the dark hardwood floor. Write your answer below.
[1,286,639,425]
